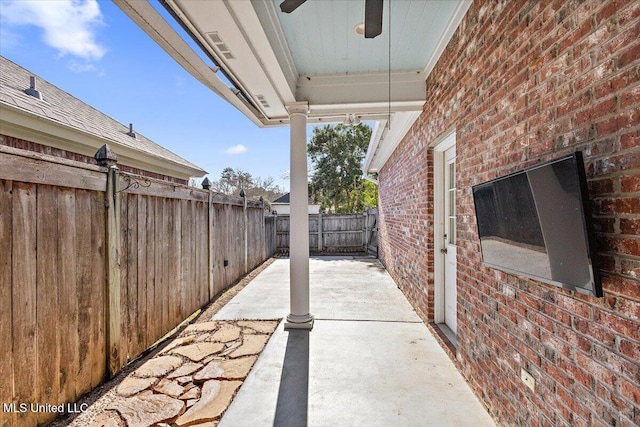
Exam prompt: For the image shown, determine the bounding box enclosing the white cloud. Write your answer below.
[0,0,106,60]
[224,144,248,155]
[68,61,97,73]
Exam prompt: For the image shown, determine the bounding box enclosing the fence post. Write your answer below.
[273,212,278,255]
[96,144,122,378]
[241,190,248,274]
[105,164,121,378]
[363,210,368,250]
[202,178,214,300]
[317,211,323,252]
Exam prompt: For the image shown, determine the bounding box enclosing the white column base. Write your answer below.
[285,313,315,330]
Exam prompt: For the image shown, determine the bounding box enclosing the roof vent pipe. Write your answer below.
[127,123,137,139]
[25,76,43,100]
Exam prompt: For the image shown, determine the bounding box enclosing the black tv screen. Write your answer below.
[472,152,602,297]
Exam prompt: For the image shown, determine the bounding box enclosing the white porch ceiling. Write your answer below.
[273,0,463,76]
[114,0,471,171]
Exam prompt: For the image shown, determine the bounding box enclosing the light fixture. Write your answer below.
[343,114,361,126]
[354,22,365,36]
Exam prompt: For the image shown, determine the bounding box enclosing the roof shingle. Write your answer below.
[0,56,205,174]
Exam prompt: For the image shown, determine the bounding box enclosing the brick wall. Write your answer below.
[0,134,188,185]
[378,1,639,426]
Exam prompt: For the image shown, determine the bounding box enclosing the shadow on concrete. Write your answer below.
[273,330,310,427]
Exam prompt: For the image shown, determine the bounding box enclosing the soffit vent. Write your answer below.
[207,32,235,60]
[254,94,270,108]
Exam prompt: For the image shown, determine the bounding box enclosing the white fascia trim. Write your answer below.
[0,106,207,180]
[423,0,473,77]
[364,111,422,173]
[226,1,297,104]
[297,71,426,107]
[168,0,289,119]
[249,0,299,98]
[363,119,387,174]
[113,0,266,127]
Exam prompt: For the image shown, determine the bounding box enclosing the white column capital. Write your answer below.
[286,101,309,116]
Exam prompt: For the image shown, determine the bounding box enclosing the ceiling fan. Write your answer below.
[280,0,383,39]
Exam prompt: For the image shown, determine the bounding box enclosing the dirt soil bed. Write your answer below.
[50,257,277,427]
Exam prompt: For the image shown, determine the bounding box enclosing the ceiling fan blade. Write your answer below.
[364,0,383,38]
[280,0,307,14]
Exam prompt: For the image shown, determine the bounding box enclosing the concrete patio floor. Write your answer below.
[213,255,497,427]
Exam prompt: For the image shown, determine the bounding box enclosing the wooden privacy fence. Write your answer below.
[264,215,277,256]
[0,145,274,427]
[275,210,379,254]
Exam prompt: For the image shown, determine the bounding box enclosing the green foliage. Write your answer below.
[362,179,379,210]
[308,123,377,213]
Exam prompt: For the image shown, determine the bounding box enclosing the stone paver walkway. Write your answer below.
[88,320,279,427]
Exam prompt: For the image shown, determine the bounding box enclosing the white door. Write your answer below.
[443,146,457,335]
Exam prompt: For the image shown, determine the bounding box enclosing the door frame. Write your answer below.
[432,129,456,327]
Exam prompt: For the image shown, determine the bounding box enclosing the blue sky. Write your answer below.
[0,0,295,190]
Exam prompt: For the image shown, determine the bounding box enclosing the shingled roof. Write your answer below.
[0,56,206,179]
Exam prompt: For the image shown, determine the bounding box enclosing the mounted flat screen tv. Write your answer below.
[472,152,602,297]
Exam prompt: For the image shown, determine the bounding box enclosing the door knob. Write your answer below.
[440,248,447,254]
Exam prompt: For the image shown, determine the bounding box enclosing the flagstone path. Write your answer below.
[85,319,279,427]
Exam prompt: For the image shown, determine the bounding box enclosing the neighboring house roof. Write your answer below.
[272,192,319,206]
[272,193,290,204]
[0,55,206,179]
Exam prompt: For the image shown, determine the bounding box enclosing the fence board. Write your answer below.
[2,151,273,424]
[11,182,37,427]
[57,189,79,407]
[212,204,225,296]
[90,190,106,388]
[145,197,156,350]
[120,175,208,202]
[119,192,130,369]
[264,216,277,258]
[36,186,60,424]
[190,201,197,310]
[0,151,106,191]
[169,199,181,325]
[0,180,14,427]
[180,200,191,319]
[275,212,375,252]
[75,190,93,398]
[199,201,209,307]
[153,198,163,344]
[191,200,200,313]
[124,193,138,365]
[136,196,148,353]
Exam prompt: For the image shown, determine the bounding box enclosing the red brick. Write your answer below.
[620,218,640,235]
[594,310,640,341]
[618,1,640,29]
[557,293,593,319]
[376,1,640,426]
[619,377,640,404]
[617,40,640,70]
[620,129,639,150]
[598,235,640,257]
[604,275,640,299]
[621,174,640,193]
[619,339,640,361]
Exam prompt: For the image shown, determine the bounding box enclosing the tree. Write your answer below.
[208,167,285,210]
[308,123,376,213]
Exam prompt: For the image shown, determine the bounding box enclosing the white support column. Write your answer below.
[285,102,314,330]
